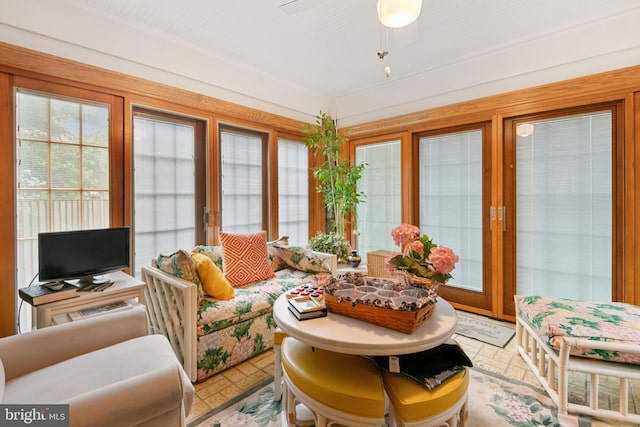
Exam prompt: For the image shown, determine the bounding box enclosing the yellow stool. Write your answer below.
[281,337,386,427]
[382,367,469,427]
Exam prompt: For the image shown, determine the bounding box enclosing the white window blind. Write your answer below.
[278,139,309,246]
[516,111,612,300]
[419,130,483,291]
[355,141,401,261]
[134,116,195,277]
[221,129,265,233]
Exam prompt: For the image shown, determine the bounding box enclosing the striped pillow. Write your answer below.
[219,231,275,286]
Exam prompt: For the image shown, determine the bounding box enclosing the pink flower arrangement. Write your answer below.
[428,246,458,274]
[391,223,420,247]
[385,224,459,283]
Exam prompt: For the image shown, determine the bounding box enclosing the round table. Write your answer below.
[273,294,458,356]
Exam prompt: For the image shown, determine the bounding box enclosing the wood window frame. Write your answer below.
[412,122,494,313]
[218,124,270,234]
[501,102,624,316]
[1,76,123,336]
[132,107,207,250]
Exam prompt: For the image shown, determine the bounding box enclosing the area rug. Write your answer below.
[189,367,591,427]
[456,313,516,348]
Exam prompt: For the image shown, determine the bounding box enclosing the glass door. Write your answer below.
[502,106,618,316]
[417,124,493,311]
[132,110,206,277]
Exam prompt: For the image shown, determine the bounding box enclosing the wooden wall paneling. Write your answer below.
[193,119,207,245]
[0,42,307,134]
[629,92,640,305]
[0,73,15,337]
[205,114,217,245]
[110,95,125,228]
[410,132,421,225]
[501,118,517,317]
[122,97,138,273]
[261,131,270,235]
[269,130,280,239]
[492,115,507,320]
[308,145,325,237]
[399,131,415,225]
[614,100,627,304]
[348,64,640,139]
[211,118,223,244]
[123,98,134,236]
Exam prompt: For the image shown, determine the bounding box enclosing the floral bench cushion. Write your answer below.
[270,243,334,273]
[196,269,323,337]
[518,295,640,364]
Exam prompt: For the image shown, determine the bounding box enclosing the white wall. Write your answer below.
[335,7,640,126]
[2,0,640,127]
[0,0,328,123]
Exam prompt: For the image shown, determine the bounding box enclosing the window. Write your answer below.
[16,89,110,330]
[419,129,483,292]
[355,140,401,260]
[133,111,205,277]
[278,138,309,246]
[514,111,612,300]
[220,126,268,233]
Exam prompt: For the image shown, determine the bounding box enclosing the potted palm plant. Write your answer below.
[304,111,367,241]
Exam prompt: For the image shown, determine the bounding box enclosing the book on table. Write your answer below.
[288,296,327,321]
[18,282,79,306]
[287,305,327,321]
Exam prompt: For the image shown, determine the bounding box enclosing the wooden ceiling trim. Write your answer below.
[0,41,306,134]
[348,64,640,137]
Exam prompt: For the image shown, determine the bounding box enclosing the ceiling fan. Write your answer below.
[278,0,325,15]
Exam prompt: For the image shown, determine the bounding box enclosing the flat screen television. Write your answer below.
[38,227,130,287]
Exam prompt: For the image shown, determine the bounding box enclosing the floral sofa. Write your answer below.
[141,240,336,383]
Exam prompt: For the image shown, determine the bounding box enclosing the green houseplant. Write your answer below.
[308,232,351,263]
[303,111,367,239]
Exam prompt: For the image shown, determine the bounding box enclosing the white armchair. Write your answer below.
[0,305,194,427]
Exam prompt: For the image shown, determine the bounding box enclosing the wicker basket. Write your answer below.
[324,292,435,334]
[366,250,393,278]
[324,273,436,334]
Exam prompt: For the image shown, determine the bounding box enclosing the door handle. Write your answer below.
[203,207,209,230]
[498,206,506,232]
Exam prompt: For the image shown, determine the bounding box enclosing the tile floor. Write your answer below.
[186,312,639,426]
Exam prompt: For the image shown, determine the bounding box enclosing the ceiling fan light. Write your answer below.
[377,0,422,29]
[516,123,535,137]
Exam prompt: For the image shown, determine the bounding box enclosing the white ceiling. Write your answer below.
[2,0,640,126]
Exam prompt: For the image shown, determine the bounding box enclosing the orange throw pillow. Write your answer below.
[219,231,275,286]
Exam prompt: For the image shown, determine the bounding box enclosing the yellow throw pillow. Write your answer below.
[190,252,234,300]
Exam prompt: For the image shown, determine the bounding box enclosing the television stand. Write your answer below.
[30,271,145,328]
